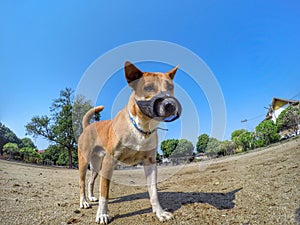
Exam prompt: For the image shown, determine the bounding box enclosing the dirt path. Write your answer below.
[0,138,299,225]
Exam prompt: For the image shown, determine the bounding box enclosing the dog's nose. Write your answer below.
[155,98,177,117]
[163,101,176,115]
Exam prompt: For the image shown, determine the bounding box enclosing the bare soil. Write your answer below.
[0,137,299,225]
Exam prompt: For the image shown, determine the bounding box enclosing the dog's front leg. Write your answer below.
[144,163,173,222]
[95,154,114,224]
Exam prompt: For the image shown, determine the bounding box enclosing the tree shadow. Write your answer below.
[110,188,242,220]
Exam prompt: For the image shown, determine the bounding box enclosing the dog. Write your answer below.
[78,61,182,224]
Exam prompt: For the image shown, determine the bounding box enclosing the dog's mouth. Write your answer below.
[135,91,182,122]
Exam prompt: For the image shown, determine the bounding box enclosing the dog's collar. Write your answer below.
[128,112,157,136]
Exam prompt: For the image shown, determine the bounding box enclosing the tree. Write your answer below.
[277,105,300,134]
[26,88,95,168]
[171,139,194,157]
[41,144,61,165]
[72,95,100,141]
[240,131,256,151]
[19,147,41,163]
[236,131,256,151]
[20,137,36,149]
[219,140,236,156]
[231,129,247,142]
[0,122,21,155]
[196,134,209,153]
[255,120,280,147]
[160,139,179,158]
[55,147,78,167]
[25,89,75,167]
[3,142,19,159]
[231,129,256,152]
[205,137,221,157]
[50,88,76,168]
[56,150,70,166]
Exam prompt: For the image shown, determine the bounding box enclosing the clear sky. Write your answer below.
[1,0,300,150]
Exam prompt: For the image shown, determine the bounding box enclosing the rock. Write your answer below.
[289,164,298,169]
[214,181,220,186]
[67,218,79,224]
[284,188,292,193]
[74,209,80,214]
[57,202,67,207]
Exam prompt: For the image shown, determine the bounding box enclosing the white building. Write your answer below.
[265,97,299,123]
[265,97,299,137]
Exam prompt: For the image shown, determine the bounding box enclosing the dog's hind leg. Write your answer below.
[78,148,91,209]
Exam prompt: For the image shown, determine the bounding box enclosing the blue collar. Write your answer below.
[128,112,157,136]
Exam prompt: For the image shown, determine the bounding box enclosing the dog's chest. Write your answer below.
[114,133,157,165]
[121,131,157,152]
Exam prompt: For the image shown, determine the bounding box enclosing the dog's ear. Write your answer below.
[124,61,143,88]
[166,65,179,80]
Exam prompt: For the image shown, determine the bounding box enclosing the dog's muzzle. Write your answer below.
[135,91,182,122]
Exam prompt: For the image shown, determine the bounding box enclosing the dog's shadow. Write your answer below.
[109,188,242,220]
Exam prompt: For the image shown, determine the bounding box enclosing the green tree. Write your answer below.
[171,139,194,157]
[0,122,21,155]
[55,147,78,166]
[231,129,247,142]
[72,95,99,141]
[56,150,69,166]
[3,142,19,159]
[20,137,36,149]
[231,129,256,152]
[205,137,221,157]
[26,88,90,168]
[160,139,179,158]
[276,105,300,134]
[235,131,256,151]
[255,120,280,146]
[219,140,236,156]
[41,144,61,165]
[19,147,41,163]
[196,134,209,153]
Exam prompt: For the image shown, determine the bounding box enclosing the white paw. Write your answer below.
[80,200,90,209]
[89,196,98,202]
[96,214,110,224]
[156,210,173,222]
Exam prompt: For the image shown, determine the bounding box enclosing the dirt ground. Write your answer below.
[0,137,299,225]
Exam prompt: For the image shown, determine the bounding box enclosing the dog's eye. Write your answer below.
[167,83,174,91]
[144,85,155,92]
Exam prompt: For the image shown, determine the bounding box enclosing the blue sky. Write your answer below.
[1,0,300,150]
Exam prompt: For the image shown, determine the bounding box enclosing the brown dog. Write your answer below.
[78,61,182,224]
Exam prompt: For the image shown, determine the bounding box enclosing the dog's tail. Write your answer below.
[82,106,104,129]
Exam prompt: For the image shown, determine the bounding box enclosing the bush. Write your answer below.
[3,143,19,159]
[19,147,41,163]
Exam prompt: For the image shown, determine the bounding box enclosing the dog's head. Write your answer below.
[124,61,182,122]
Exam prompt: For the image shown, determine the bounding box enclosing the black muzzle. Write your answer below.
[135,91,182,122]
